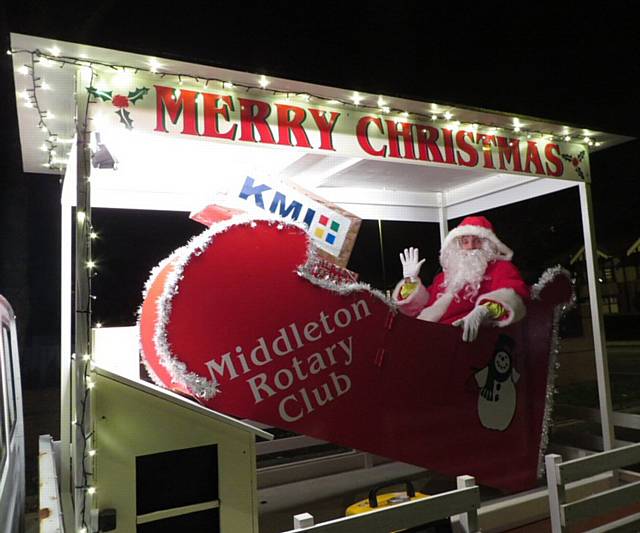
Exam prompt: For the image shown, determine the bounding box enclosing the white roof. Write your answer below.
[10,33,634,222]
[94,365,274,440]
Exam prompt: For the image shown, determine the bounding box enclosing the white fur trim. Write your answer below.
[392,279,430,317]
[417,293,454,322]
[477,287,526,326]
[442,225,513,260]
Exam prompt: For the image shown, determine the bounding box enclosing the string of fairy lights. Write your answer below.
[8,44,603,533]
[10,46,602,177]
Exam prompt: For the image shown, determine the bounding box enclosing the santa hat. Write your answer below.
[441,216,513,260]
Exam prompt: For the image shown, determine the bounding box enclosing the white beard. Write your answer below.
[440,243,498,301]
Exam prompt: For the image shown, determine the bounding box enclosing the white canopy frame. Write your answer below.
[9,32,624,532]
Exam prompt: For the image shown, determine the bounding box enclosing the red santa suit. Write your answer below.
[393,216,528,328]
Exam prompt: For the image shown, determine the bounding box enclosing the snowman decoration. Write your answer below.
[475,335,519,431]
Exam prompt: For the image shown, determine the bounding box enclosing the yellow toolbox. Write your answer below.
[345,481,452,532]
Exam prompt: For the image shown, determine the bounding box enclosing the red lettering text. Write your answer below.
[308,109,340,151]
[524,141,545,175]
[356,116,387,157]
[203,93,236,140]
[386,120,416,159]
[276,104,311,148]
[456,130,479,167]
[497,137,522,172]
[154,85,199,136]
[544,143,563,177]
[238,98,276,144]
[416,126,444,163]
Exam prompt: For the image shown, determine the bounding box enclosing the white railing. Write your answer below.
[546,442,640,532]
[281,475,480,533]
[39,434,65,533]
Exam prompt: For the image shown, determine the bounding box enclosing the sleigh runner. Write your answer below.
[139,218,574,493]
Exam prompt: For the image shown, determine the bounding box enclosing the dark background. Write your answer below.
[1,4,638,394]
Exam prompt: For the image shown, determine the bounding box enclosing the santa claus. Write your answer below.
[393,216,528,342]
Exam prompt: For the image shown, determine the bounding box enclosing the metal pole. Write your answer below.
[578,181,615,450]
[378,220,387,287]
[60,184,72,507]
[73,68,94,532]
[438,193,449,245]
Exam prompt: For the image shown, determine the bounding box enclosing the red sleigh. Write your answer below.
[139,218,574,493]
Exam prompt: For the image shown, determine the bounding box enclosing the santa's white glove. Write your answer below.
[399,247,425,281]
[453,306,491,342]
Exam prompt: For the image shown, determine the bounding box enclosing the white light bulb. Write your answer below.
[583,137,591,143]
[77,211,86,223]
[327,100,340,105]
[50,46,61,57]
[82,353,91,361]
[564,136,571,142]
[443,111,453,120]
[377,96,387,107]
[41,81,51,91]
[6,49,12,55]
[87,486,96,495]
[351,92,363,105]
[90,232,98,239]
[431,114,438,120]
[258,75,270,88]
[24,102,34,109]
[514,126,521,132]
[18,65,29,75]
[40,144,49,152]
[381,106,390,113]
[223,81,234,89]
[95,322,103,328]
[88,449,97,457]
[401,111,409,118]
[149,58,162,73]
[86,260,96,269]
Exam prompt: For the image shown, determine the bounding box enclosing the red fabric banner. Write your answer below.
[139,219,572,492]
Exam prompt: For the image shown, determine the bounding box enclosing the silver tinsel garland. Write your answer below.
[530,265,576,477]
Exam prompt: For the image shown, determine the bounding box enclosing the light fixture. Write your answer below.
[148,58,162,73]
[431,114,438,121]
[258,75,270,88]
[443,111,453,120]
[351,92,363,105]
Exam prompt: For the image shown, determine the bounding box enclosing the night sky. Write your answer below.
[1,3,639,367]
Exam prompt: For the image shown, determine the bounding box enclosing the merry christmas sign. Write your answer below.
[86,76,591,182]
[138,218,573,492]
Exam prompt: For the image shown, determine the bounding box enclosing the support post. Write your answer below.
[438,193,449,245]
[293,513,315,529]
[73,69,94,532]
[578,181,615,450]
[455,475,478,533]
[60,186,72,505]
[545,454,566,533]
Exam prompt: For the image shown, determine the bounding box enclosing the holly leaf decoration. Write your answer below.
[128,87,149,105]
[87,86,113,102]
[116,108,134,130]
